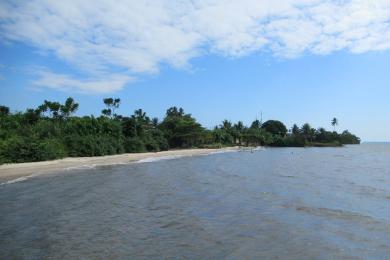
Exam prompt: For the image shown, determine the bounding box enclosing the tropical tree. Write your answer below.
[234,121,244,132]
[166,106,184,117]
[242,127,271,146]
[339,130,360,144]
[291,124,300,135]
[250,119,261,129]
[233,121,244,145]
[221,119,232,130]
[43,100,61,118]
[102,98,121,118]
[315,127,328,142]
[301,123,312,141]
[37,103,48,117]
[152,117,159,127]
[0,97,362,164]
[134,109,149,122]
[0,105,10,116]
[101,109,111,117]
[261,120,287,136]
[212,127,233,145]
[159,107,204,148]
[331,117,338,132]
[23,108,41,125]
[60,97,79,118]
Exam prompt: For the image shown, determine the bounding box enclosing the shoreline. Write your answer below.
[0,147,239,183]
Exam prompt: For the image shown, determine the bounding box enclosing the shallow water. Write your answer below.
[1,144,390,259]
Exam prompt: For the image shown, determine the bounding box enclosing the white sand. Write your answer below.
[0,147,238,183]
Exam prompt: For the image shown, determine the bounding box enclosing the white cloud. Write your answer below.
[31,69,133,94]
[1,0,390,93]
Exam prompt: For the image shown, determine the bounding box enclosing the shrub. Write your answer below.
[0,137,66,163]
[124,137,146,153]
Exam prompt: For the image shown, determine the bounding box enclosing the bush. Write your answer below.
[0,137,41,163]
[339,130,360,144]
[37,139,67,160]
[269,135,287,147]
[63,135,124,157]
[147,129,169,151]
[0,137,66,163]
[124,137,146,153]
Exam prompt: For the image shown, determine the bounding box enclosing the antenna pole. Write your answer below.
[260,110,263,125]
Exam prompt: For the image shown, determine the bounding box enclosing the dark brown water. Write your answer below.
[1,144,390,259]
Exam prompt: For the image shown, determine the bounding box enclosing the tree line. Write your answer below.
[0,97,360,164]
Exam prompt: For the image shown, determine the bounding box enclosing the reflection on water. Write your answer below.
[1,143,390,259]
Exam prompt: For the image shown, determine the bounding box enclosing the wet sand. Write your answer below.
[0,147,238,183]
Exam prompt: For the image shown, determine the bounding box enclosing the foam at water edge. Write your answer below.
[0,164,99,186]
[0,150,236,185]
[253,146,266,151]
[1,175,34,186]
[65,164,97,171]
[0,169,71,185]
[136,155,185,163]
[209,149,238,155]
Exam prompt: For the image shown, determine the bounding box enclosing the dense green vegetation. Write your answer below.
[0,98,360,164]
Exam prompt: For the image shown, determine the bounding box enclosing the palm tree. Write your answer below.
[250,119,261,129]
[291,124,300,135]
[134,109,146,120]
[233,121,244,145]
[221,120,232,130]
[0,105,9,116]
[301,123,312,141]
[152,117,159,127]
[234,121,244,131]
[331,117,338,132]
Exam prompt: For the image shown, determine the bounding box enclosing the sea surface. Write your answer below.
[1,143,390,259]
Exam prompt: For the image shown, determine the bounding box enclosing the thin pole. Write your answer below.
[260,111,263,125]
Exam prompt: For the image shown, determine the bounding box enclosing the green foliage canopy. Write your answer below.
[0,98,360,164]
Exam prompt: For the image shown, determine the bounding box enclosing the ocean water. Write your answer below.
[1,143,390,259]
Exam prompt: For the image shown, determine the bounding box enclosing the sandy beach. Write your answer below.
[0,147,238,183]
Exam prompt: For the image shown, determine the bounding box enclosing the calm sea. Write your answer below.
[1,143,390,259]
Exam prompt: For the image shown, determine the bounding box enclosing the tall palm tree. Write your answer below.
[331,117,338,132]
[291,124,300,135]
[233,121,244,145]
[221,120,232,130]
[301,123,312,141]
[250,119,261,129]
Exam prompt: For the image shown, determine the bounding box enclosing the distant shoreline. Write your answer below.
[0,143,359,184]
[0,147,239,184]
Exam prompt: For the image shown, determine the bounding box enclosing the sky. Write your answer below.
[1,0,390,142]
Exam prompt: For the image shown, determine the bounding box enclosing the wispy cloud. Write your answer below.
[30,69,133,94]
[1,0,390,93]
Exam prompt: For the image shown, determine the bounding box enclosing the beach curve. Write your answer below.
[0,147,238,184]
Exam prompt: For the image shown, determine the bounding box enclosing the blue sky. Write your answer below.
[1,1,390,141]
